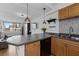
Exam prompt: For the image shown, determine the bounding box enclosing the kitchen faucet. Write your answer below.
[69,26,74,37]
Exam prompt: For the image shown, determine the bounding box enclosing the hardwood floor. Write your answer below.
[0,45,16,56]
[0,45,53,56]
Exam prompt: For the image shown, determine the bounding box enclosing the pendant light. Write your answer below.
[43,8,46,24]
[23,3,31,35]
[25,3,31,23]
[42,8,47,34]
[42,8,47,29]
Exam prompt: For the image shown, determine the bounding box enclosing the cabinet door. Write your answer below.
[65,44,79,56]
[55,39,64,56]
[51,37,64,56]
[25,41,40,56]
[58,7,69,21]
[51,37,56,55]
[69,3,79,18]
[64,40,79,56]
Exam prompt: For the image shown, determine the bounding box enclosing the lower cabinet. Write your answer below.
[25,38,51,56]
[51,37,56,55]
[54,38,64,56]
[64,40,79,56]
[25,41,40,56]
[51,36,79,56]
[25,36,79,56]
[51,37,64,56]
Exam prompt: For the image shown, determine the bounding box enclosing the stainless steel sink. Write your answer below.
[71,36,79,40]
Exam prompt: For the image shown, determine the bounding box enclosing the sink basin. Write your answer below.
[71,37,79,40]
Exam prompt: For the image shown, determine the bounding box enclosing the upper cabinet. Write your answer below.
[58,7,69,21]
[58,3,79,21]
[69,3,79,18]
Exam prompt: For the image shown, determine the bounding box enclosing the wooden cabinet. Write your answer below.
[58,3,79,21]
[51,37,64,56]
[69,3,79,18]
[58,7,69,21]
[51,36,79,56]
[51,37,56,55]
[55,38,64,56]
[64,40,79,56]
[25,41,40,56]
[66,44,79,56]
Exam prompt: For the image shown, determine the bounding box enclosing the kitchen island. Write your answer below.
[6,33,52,56]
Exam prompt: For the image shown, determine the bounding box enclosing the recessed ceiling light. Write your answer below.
[17,13,27,18]
[21,14,24,16]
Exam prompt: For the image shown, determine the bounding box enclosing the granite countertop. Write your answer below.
[47,32,79,42]
[6,33,52,46]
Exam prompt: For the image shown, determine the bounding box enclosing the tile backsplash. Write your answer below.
[59,18,79,34]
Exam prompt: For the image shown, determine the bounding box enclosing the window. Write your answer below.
[4,22,12,28]
[4,22,21,32]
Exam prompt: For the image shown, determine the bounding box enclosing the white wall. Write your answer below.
[46,12,59,33]
[59,17,79,34]
[31,11,59,34]
[31,3,74,34]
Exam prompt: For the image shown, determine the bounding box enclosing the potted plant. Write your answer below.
[41,28,46,34]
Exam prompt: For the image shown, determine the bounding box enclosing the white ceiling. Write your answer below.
[0,3,72,23]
